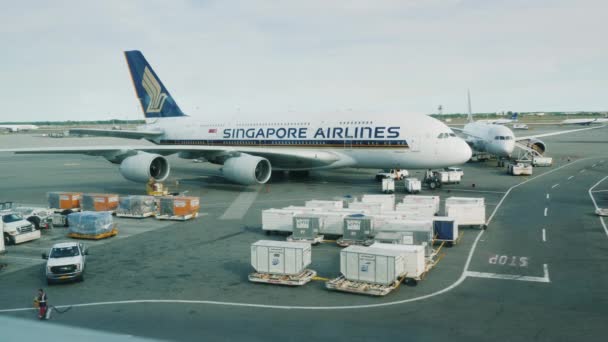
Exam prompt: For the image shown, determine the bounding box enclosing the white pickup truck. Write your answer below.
[375,169,409,181]
[43,242,87,284]
[1,212,41,245]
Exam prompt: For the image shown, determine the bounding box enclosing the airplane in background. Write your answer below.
[0,51,472,185]
[452,91,605,162]
[476,112,519,125]
[0,124,39,132]
[561,118,608,125]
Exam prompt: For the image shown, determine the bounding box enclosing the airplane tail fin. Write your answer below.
[467,89,474,123]
[124,50,186,119]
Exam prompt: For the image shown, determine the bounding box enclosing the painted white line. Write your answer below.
[542,228,546,242]
[580,169,586,173]
[546,193,550,200]
[551,183,559,189]
[588,176,608,239]
[591,189,608,193]
[219,187,261,220]
[0,160,586,313]
[592,164,597,168]
[568,176,574,180]
[544,207,548,217]
[442,189,506,194]
[466,264,550,283]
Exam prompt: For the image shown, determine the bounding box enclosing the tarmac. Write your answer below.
[0,126,607,341]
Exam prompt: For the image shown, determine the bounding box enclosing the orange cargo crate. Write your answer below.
[81,193,119,212]
[48,192,82,210]
[158,196,200,217]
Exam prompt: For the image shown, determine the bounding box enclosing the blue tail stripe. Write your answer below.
[124,50,186,118]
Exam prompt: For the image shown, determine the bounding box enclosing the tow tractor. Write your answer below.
[146,179,169,196]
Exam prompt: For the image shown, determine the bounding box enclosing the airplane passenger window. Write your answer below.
[495,136,500,140]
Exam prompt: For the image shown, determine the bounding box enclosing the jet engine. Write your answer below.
[222,154,272,185]
[527,138,546,154]
[119,152,170,183]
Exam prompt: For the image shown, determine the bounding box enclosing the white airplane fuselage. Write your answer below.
[462,121,515,158]
[143,114,473,170]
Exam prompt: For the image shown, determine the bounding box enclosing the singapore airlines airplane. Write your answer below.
[1,51,472,185]
[453,91,605,159]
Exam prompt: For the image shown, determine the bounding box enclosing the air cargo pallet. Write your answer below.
[155,212,199,221]
[51,208,81,214]
[286,235,324,245]
[326,276,406,296]
[336,238,374,247]
[68,227,118,240]
[116,212,155,219]
[248,269,317,286]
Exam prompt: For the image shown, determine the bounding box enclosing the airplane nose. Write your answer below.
[452,139,472,164]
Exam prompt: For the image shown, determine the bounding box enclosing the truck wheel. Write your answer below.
[4,233,14,246]
[429,181,437,190]
[78,273,85,282]
[27,217,41,230]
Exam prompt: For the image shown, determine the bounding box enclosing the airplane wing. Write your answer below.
[450,127,485,140]
[1,145,347,170]
[69,128,164,140]
[515,124,606,141]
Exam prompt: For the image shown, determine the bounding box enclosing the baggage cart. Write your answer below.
[532,156,553,167]
[155,196,200,221]
[404,178,421,194]
[445,197,486,229]
[47,192,82,212]
[116,195,156,218]
[68,224,118,240]
[325,275,404,296]
[337,215,374,247]
[381,178,395,194]
[432,217,459,246]
[287,215,324,245]
[249,269,317,286]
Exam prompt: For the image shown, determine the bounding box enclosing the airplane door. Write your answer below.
[408,135,421,152]
[344,139,353,150]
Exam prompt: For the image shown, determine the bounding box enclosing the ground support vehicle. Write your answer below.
[375,169,409,181]
[532,156,553,167]
[423,171,443,190]
[286,234,324,245]
[11,207,54,230]
[1,212,40,245]
[248,269,317,286]
[325,275,405,296]
[508,163,533,176]
[43,242,87,284]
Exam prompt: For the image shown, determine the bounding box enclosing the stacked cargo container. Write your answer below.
[81,193,119,212]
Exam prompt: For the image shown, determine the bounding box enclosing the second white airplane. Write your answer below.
[454,91,604,159]
[2,51,472,185]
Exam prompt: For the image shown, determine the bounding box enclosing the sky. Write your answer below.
[1,0,606,122]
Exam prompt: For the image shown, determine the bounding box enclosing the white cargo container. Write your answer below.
[348,201,384,215]
[370,243,426,279]
[369,213,409,230]
[381,178,395,194]
[251,240,312,275]
[447,171,462,184]
[508,163,533,176]
[445,197,485,229]
[262,209,302,232]
[361,194,395,212]
[304,200,344,210]
[395,203,436,218]
[404,178,421,194]
[532,156,553,167]
[402,195,440,214]
[316,211,348,235]
[374,220,434,256]
[340,245,406,285]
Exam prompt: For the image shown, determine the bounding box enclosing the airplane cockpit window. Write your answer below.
[449,133,456,137]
